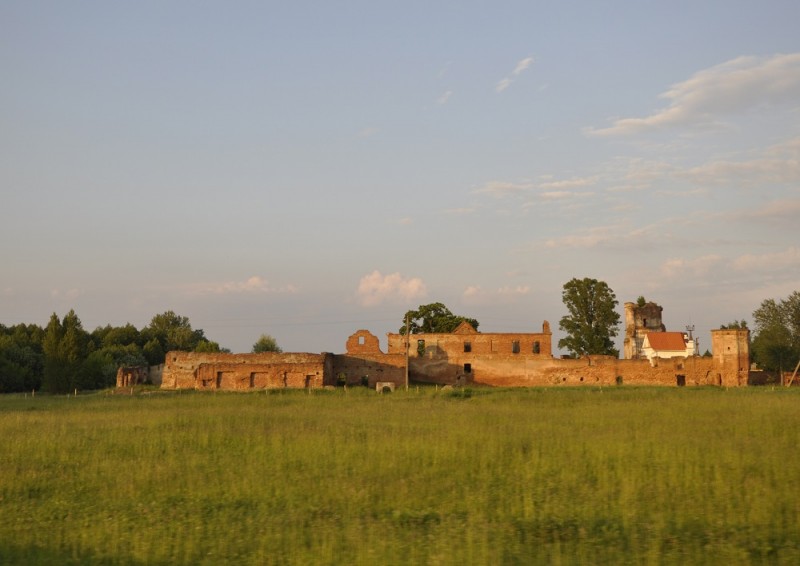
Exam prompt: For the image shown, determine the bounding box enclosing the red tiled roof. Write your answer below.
[644,332,688,351]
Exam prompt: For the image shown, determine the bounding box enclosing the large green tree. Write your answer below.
[558,278,621,357]
[141,311,206,354]
[398,302,479,334]
[751,291,800,374]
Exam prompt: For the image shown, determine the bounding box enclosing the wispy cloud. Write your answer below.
[542,224,663,251]
[473,180,534,197]
[443,207,477,216]
[356,270,427,307]
[191,276,298,296]
[538,191,575,200]
[50,288,81,300]
[732,247,800,272]
[660,255,724,278]
[437,90,453,105]
[357,126,379,138]
[496,56,535,92]
[728,199,800,224]
[462,284,531,305]
[538,176,598,191]
[586,53,800,136]
[680,137,800,188]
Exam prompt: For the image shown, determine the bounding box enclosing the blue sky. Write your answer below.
[2,1,799,355]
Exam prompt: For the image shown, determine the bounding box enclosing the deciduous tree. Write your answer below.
[398,302,479,334]
[751,292,800,373]
[252,334,282,353]
[142,311,205,353]
[558,278,621,357]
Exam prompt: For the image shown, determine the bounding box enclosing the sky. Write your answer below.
[2,1,799,355]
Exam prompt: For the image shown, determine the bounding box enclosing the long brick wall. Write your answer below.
[158,328,750,391]
[162,351,333,390]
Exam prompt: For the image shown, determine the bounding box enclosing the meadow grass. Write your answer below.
[1,386,798,565]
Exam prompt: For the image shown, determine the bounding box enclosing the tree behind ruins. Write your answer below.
[558,277,621,357]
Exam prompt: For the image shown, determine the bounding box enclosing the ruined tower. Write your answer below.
[623,300,667,359]
[711,328,750,386]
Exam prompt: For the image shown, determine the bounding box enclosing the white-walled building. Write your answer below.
[641,332,696,364]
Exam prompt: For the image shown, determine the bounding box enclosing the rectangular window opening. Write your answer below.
[464,341,471,353]
[464,363,472,373]
[512,340,520,354]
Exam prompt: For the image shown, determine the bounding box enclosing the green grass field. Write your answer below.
[1,386,798,565]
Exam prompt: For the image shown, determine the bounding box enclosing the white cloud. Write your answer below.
[357,270,427,307]
[192,276,298,296]
[463,285,482,298]
[496,56,535,92]
[437,90,453,105]
[397,217,414,225]
[587,53,800,136]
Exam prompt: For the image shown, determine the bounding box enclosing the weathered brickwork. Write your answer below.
[712,329,750,386]
[623,301,667,359]
[158,322,750,391]
[331,329,406,387]
[162,351,333,390]
[384,321,553,385]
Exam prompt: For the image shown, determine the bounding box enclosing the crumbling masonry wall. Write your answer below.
[331,329,405,387]
[158,328,750,391]
[385,321,553,385]
[162,351,333,390]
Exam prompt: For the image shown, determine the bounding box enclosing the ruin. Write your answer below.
[623,300,667,359]
[157,312,750,391]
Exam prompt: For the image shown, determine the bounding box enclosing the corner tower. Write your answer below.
[711,328,750,386]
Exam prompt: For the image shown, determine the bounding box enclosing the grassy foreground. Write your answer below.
[1,387,799,565]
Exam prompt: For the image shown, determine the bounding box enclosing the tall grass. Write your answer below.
[1,387,798,564]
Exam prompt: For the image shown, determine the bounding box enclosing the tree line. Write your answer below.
[0,310,227,394]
